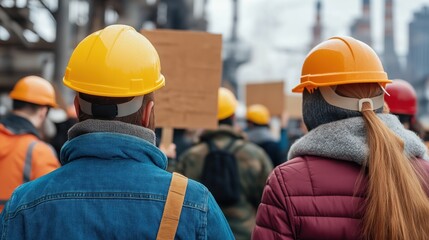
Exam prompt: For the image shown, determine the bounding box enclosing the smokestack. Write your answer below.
[384,0,394,51]
[363,0,370,19]
[350,0,372,46]
[382,0,402,78]
[310,0,322,49]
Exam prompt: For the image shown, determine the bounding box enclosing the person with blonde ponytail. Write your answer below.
[252,36,429,240]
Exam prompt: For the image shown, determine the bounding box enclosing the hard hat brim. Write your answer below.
[63,74,165,97]
[292,78,392,93]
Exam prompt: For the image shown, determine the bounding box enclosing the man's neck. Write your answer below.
[12,110,39,128]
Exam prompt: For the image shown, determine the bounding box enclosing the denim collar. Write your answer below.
[60,119,167,169]
[0,113,40,138]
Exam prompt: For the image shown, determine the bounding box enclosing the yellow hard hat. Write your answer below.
[9,76,57,107]
[218,87,237,120]
[63,24,165,97]
[293,36,392,93]
[246,104,270,125]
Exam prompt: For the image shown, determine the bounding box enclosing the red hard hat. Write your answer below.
[384,79,417,115]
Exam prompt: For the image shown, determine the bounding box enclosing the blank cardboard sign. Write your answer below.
[142,30,222,129]
[246,82,285,116]
[285,94,303,118]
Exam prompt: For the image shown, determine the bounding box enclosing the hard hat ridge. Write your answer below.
[63,24,165,98]
[293,36,391,93]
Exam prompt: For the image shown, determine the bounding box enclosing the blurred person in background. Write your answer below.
[253,36,429,240]
[156,128,195,172]
[0,76,60,212]
[177,87,273,240]
[384,79,425,139]
[0,25,233,239]
[246,104,286,166]
[156,128,195,159]
[287,118,307,144]
[48,105,78,156]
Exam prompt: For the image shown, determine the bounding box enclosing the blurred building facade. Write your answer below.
[222,0,251,95]
[382,0,402,79]
[0,0,209,105]
[0,0,54,93]
[350,0,372,46]
[407,6,429,116]
[309,0,322,49]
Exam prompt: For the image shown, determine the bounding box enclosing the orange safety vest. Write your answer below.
[0,124,60,211]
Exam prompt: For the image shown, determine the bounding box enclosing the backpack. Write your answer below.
[200,138,242,207]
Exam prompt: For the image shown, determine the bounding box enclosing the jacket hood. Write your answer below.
[288,114,428,164]
[199,124,244,142]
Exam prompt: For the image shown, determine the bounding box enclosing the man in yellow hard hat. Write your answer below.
[0,25,233,239]
[246,104,286,167]
[177,87,273,240]
[0,76,60,212]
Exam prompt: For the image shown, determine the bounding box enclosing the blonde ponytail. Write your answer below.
[336,83,429,240]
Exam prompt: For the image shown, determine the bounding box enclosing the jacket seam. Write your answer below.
[1,197,10,240]
[200,188,209,240]
[288,195,365,198]
[303,157,315,195]
[294,215,361,219]
[274,167,298,239]
[5,192,206,220]
[256,225,290,238]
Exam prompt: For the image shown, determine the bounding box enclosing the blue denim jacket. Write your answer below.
[0,120,234,240]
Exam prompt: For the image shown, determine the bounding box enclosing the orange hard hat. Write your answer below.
[384,79,417,115]
[9,76,57,107]
[293,36,392,93]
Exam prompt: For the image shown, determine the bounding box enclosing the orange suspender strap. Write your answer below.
[156,172,188,240]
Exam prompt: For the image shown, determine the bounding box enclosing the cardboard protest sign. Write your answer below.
[142,30,222,130]
[285,94,303,118]
[246,82,284,116]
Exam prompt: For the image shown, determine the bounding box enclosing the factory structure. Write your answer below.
[0,0,428,116]
[310,0,429,117]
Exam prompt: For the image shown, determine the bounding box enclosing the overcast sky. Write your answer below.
[206,0,429,92]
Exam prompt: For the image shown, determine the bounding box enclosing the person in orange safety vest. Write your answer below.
[0,76,60,212]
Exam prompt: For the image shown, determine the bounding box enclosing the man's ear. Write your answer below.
[39,106,49,119]
[74,96,80,117]
[142,100,154,128]
[35,106,49,129]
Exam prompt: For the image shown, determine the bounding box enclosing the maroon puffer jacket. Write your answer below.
[252,155,429,240]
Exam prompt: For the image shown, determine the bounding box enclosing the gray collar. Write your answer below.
[68,119,156,145]
[288,114,428,164]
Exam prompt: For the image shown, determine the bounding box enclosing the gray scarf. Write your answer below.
[68,119,156,145]
[288,114,428,164]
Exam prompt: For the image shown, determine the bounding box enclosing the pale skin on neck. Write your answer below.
[12,107,48,129]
